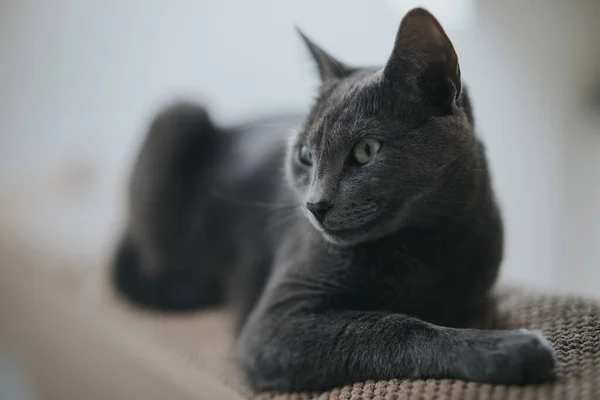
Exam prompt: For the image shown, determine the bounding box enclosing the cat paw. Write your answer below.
[462,329,557,385]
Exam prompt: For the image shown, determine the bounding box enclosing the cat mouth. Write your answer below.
[314,216,373,234]
[305,208,385,245]
[320,226,370,246]
[322,224,363,234]
[319,218,381,244]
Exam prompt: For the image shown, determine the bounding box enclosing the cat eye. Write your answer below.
[298,146,313,166]
[351,138,381,165]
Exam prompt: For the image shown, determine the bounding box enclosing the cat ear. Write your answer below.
[384,8,461,106]
[296,28,351,83]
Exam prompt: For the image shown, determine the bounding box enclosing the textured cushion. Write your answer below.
[1,236,599,400]
[258,288,600,399]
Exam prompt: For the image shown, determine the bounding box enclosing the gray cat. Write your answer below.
[112,8,556,392]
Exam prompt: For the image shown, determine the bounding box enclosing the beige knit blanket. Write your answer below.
[256,288,600,399]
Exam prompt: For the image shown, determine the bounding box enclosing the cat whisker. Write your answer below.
[208,190,301,210]
[263,209,300,234]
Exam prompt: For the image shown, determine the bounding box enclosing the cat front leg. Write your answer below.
[236,304,556,392]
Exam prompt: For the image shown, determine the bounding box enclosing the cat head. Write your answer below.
[286,8,478,246]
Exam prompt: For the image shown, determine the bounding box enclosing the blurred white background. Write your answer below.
[1,0,599,295]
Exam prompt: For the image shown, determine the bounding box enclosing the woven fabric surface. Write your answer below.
[90,265,600,400]
[67,264,600,400]
[253,288,600,399]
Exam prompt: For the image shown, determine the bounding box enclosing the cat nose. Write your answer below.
[306,201,331,223]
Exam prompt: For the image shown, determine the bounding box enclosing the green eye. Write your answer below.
[298,146,313,166]
[352,138,381,165]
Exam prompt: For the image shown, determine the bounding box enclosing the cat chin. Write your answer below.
[305,215,372,246]
[318,225,381,247]
[317,215,406,247]
[320,231,368,247]
[305,210,400,246]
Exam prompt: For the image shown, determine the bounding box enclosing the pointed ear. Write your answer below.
[384,8,461,108]
[296,28,351,83]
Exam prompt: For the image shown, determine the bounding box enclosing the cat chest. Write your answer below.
[352,256,477,325]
